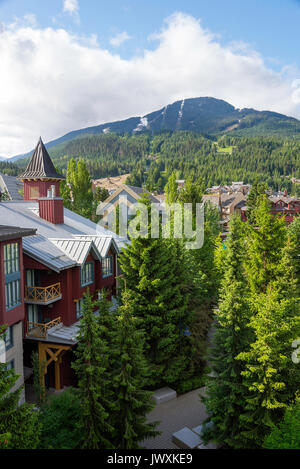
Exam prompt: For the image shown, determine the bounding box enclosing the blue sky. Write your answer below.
[1,0,300,68]
[1,0,300,156]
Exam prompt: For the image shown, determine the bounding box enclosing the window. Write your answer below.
[4,243,19,276]
[81,262,94,287]
[28,305,40,324]
[102,256,113,278]
[4,326,13,351]
[5,360,15,371]
[29,186,39,199]
[4,243,21,311]
[75,298,85,319]
[5,280,21,310]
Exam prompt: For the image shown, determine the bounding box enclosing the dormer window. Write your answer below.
[81,262,94,287]
[102,256,113,278]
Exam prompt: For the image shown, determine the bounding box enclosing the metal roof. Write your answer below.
[18,137,65,180]
[22,235,77,272]
[0,173,24,200]
[74,235,118,258]
[0,201,128,271]
[50,238,102,265]
[0,225,36,241]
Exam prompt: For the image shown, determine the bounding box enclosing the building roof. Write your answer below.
[92,174,131,194]
[0,173,24,200]
[18,137,65,180]
[74,235,118,258]
[221,192,245,208]
[269,195,300,204]
[202,194,221,209]
[0,225,36,242]
[50,238,103,265]
[126,185,160,203]
[0,201,128,271]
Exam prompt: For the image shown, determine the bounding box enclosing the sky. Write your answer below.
[1,0,300,157]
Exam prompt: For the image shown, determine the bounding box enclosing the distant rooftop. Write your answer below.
[19,137,64,180]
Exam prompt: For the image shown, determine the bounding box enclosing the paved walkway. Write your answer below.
[143,388,209,449]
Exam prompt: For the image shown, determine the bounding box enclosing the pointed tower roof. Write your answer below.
[19,137,65,180]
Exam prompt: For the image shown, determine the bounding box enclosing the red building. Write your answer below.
[0,138,127,391]
[269,195,300,224]
[0,225,36,403]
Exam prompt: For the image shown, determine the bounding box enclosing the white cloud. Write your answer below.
[63,0,80,23]
[63,0,79,14]
[0,12,300,157]
[109,31,132,47]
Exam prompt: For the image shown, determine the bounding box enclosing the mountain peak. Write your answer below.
[10,97,300,161]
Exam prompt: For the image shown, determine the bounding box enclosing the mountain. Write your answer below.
[11,97,300,160]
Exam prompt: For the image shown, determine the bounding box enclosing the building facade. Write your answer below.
[0,138,127,393]
[0,225,36,404]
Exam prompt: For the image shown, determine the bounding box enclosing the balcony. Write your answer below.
[25,283,62,305]
[26,317,62,339]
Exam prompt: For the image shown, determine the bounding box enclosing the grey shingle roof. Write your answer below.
[18,137,64,180]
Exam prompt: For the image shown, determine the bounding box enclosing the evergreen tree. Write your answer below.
[95,290,119,418]
[38,388,82,449]
[0,326,41,449]
[62,158,94,219]
[119,196,193,388]
[245,195,286,294]
[264,398,300,449]
[112,290,160,449]
[177,176,204,212]
[72,292,114,449]
[164,172,177,204]
[236,225,300,448]
[203,216,252,448]
[246,178,269,222]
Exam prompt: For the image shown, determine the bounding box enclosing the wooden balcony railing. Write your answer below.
[25,283,61,305]
[27,317,62,339]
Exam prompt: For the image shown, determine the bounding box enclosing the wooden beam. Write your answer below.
[37,342,72,390]
[54,360,61,391]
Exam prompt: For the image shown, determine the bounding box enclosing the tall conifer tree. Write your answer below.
[245,195,286,294]
[72,292,114,449]
[119,195,193,388]
[203,216,252,448]
[237,225,300,448]
[112,290,160,448]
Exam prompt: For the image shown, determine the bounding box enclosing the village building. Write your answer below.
[269,195,300,224]
[92,174,131,195]
[0,138,127,392]
[0,225,36,404]
[98,183,161,229]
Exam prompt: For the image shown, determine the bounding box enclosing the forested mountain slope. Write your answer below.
[15,132,300,194]
[10,96,300,162]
